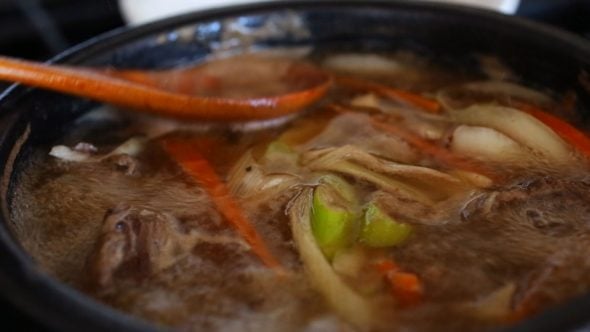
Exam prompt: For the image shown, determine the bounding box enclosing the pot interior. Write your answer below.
[1,2,590,331]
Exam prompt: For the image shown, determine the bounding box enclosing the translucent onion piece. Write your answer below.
[109,137,146,156]
[451,105,572,163]
[450,125,531,163]
[449,170,494,189]
[331,247,367,279]
[227,150,298,202]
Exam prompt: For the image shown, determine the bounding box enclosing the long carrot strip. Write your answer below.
[370,118,501,181]
[374,259,423,307]
[512,101,590,159]
[335,76,441,113]
[162,138,283,271]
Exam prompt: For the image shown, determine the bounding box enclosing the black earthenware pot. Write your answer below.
[0,1,589,331]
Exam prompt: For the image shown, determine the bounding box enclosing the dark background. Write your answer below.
[0,0,589,330]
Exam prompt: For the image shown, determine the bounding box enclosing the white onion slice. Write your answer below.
[450,125,530,162]
[451,105,572,163]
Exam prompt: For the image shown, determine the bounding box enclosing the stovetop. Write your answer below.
[0,0,588,330]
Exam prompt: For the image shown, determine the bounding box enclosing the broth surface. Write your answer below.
[10,51,590,331]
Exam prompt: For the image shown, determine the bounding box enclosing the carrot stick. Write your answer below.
[370,118,501,181]
[161,138,283,271]
[335,76,441,113]
[512,101,590,159]
[374,259,423,307]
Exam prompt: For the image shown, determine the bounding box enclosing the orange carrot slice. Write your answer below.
[162,138,283,271]
[374,259,423,307]
[513,101,590,159]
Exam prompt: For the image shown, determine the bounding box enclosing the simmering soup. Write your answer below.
[10,51,590,331]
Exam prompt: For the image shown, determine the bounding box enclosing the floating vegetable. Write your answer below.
[375,259,423,307]
[304,145,467,203]
[360,203,412,248]
[162,138,283,271]
[450,125,530,163]
[450,105,572,163]
[450,170,493,188]
[227,150,298,203]
[371,118,501,181]
[514,101,590,160]
[331,247,367,279]
[311,175,359,259]
[303,112,420,165]
[289,189,373,330]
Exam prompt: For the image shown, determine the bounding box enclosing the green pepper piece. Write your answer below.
[311,175,358,260]
[360,203,412,248]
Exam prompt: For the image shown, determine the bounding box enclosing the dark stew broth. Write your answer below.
[10,51,590,331]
